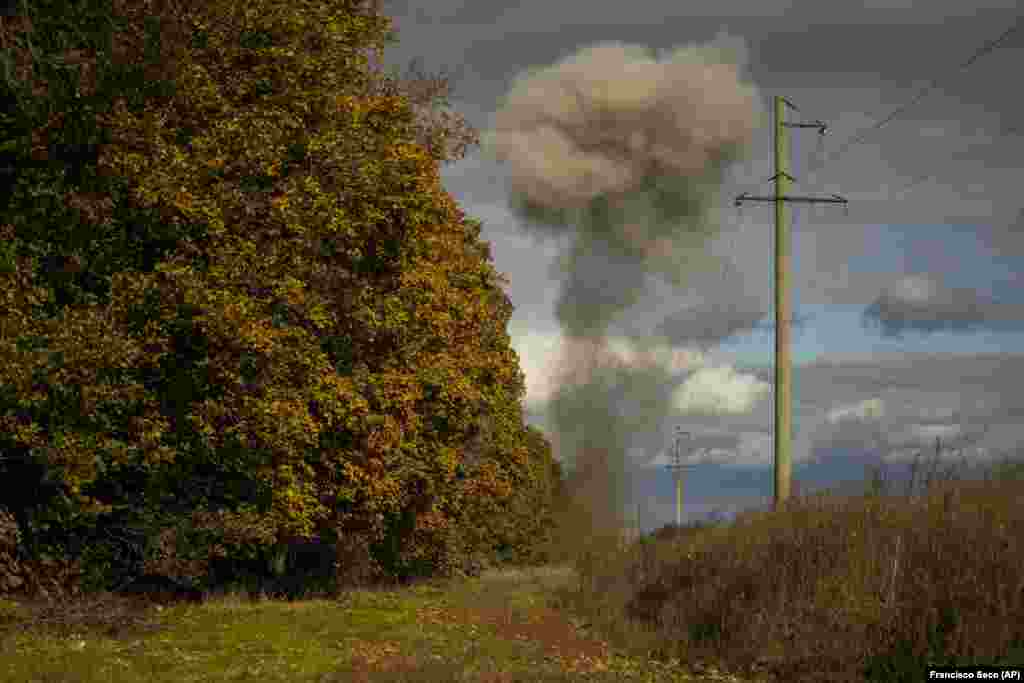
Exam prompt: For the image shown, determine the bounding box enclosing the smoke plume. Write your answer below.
[482,34,762,561]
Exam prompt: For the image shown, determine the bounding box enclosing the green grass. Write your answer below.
[2,440,1022,682]
[1,563,750,682]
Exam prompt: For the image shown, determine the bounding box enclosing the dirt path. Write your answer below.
[2,565,765,682]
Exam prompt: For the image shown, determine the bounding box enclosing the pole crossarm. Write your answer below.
[735,193,848,205]
[783,122,828,131]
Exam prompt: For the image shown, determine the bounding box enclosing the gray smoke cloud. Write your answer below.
[481,34,762,550]
[655,300,767,349]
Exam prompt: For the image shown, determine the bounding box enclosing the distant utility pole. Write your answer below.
[620,501,640,549]
[666,428,693,527]
[735,95,848,511]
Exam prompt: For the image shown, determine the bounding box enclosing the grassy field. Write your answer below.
[2,440,1022,682]
[1,562,760,682]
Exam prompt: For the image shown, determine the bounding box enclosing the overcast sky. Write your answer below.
[376,0,1024,529]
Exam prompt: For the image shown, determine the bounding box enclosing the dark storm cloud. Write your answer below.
[862,273,1024,336]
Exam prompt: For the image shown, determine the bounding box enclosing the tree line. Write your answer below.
[0,0,567,601]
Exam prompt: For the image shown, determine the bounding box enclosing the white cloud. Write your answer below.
[512,331,709,408]
[891,275,937,303]
[640,428,748,468]
[827,397,885,423]
[909,423,962,442]
[671,365,770,415]
[509,329,564,408]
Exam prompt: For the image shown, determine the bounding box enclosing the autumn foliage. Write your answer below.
[0,0,564,599]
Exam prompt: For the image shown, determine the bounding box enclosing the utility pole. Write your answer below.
[666,428,693,527]
[735,95,848,511]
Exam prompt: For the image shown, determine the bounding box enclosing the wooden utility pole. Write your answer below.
[735,95,847,511]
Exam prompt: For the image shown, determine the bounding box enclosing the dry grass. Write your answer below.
[555,443,1024,682]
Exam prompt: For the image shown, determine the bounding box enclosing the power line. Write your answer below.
[733,13,1024,197]
[805,13,1024,182]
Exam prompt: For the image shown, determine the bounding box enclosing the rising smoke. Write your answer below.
[481,34,763,559]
